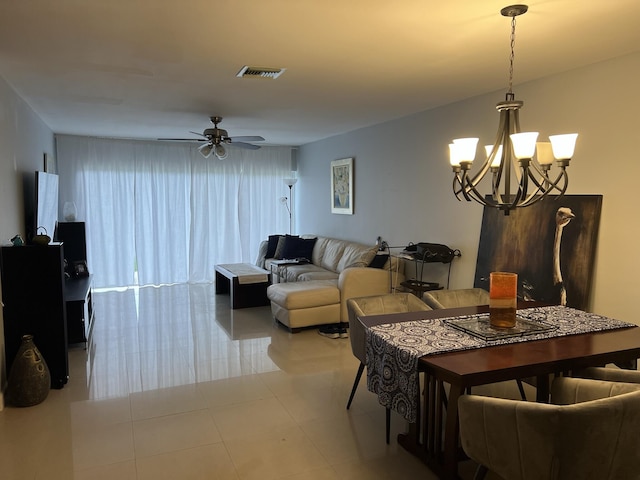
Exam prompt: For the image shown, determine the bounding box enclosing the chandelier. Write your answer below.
[449,4,578,215]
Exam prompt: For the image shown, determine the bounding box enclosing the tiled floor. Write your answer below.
[0,283,495,479]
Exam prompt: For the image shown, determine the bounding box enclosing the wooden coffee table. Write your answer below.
[214,263,271,309]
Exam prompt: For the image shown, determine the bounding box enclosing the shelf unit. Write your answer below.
[385,243,461,296]
[56,221,94,347]
[1,244,69,388]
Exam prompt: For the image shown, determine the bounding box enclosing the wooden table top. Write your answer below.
[359,302,640,387]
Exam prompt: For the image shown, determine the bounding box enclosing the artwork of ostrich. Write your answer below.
[553,207,575,306]
[474,195,602,311]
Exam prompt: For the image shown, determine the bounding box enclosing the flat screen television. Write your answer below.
[34,171,59,242]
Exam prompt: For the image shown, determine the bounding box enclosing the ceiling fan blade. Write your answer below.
[230,141,261,150]
[157,138,205,142]
[228,135,265,142]
[189,131,206,138]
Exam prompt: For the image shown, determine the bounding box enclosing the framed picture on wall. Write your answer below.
[330,157,353,214]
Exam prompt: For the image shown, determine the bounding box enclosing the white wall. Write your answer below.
[297,52,640,323]
[0,75,55,408]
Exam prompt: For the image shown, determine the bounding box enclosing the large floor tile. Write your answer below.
[136,443,239,480]
[196,374,274,407]
[71,421,135,470]
[129,383,207,420]
[209,396,297,442]
[224,425,329,480]
[132,409,221,458]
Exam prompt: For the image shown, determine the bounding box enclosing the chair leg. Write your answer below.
[516,379,527,401]
[346,363,365,410]
[474,464,489,480]
[385,407,391,444]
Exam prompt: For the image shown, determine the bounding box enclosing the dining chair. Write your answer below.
[346,293,432,444]
[422,288,528,401]
[572,365,640,383]
[422,288,490,310]
[459,376,640,480]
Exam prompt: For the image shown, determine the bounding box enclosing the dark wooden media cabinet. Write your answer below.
[1,222,95,390]
[65,275,94,345]
[1,244,69,388]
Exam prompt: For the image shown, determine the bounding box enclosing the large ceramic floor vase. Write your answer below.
[7,334,51,407]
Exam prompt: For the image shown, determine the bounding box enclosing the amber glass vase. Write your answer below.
[7,335,51,407]
[489,272,518,328]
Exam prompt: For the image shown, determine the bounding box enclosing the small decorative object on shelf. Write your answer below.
[63,201,77,222]
[10,234,24,246]
[32,227,51,246]
[7,334,51,407]
[73,260,90,278]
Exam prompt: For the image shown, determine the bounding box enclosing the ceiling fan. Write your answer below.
[166,116,265,159]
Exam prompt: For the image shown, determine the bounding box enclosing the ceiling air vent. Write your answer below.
[236,66,286,79]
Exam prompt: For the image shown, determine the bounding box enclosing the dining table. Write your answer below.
[360,302,640,480]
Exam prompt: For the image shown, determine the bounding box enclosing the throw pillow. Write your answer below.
[281,236,317,260]
[265,234,283,259]
[369,253,389,269]
[273,235,290,259]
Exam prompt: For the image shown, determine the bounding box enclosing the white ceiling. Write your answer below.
[1,0,638,146]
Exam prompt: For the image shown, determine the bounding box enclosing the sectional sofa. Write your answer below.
[256,234,404,331]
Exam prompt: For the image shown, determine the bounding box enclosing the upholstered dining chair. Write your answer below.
[423,287,529,401]
[422,287,490,310]
[572,365,640,383]
[459,377,640,480]
[346,293,432,444]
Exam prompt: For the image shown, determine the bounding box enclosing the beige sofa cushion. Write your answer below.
[337,243,377,271]
[297,271,339,281]
[311,236,377,273]
[267,280,340,310]
[318,238,346,272]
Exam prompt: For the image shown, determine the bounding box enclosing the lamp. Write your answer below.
[449,4,578,215]
[198,142,213,158]
[214,144,228,160]
[282,173,298,234]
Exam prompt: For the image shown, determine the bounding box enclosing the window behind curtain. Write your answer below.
[56,135,292,288]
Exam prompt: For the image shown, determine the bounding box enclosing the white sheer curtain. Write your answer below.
[56,135,292,288]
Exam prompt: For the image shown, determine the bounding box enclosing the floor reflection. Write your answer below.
[0,282,485,479]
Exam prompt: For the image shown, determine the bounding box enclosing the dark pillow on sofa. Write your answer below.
[273,235,290,259]
[369,253,389,269]
[281,236,317,260]
[266,234,283,259]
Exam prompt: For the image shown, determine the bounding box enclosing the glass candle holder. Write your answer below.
[489,272,517,328]
[63,201,77,222]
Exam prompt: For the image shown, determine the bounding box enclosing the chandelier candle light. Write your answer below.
[449,4,578,215]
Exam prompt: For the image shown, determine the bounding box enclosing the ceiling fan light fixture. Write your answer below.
[214,144,228,160]
[199,143,213,158]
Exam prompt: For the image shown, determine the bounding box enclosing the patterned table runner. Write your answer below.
[365,305,636,423]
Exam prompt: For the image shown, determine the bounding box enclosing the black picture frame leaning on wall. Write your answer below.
[474,195,603,311]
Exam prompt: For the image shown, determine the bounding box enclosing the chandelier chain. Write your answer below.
[508,15,517,94]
